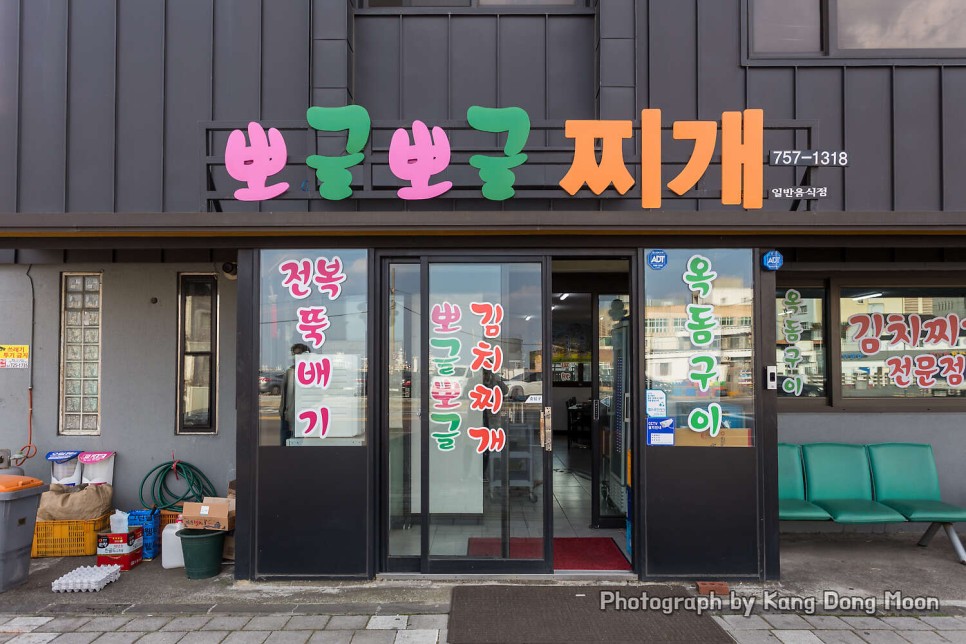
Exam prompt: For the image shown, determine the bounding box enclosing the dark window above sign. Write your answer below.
[364,0,584,7]
[747,0,966,62]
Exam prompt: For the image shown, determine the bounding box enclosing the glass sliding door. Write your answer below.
[385,257,552,573]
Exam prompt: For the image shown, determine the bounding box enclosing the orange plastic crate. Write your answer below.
[31,513,111,558]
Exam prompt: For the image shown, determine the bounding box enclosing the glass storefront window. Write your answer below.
[643,250,755,448]
[258,249,368,446]
[776,287,826,398]
[841,287,966,398]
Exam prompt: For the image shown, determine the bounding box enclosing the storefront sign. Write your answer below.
[0,344,29,369]
[222,106,788,209]
[277,256,352,440]
[780,289,806,396]
[429,301,507,453]
[770,150,848,167]
[847,312,966,389]
[769,187,827,200]
[682,255,723,437]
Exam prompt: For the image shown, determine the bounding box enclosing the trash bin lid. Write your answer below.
[0,474,44,492]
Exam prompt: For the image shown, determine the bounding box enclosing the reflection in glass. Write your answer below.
[388,264,421,556]
[643,250,755,448]
[838,0,966,49]
[427,263,544,560]
[258,250,369,447]
[598,295,629,519]
[752,0,822,54]
[775,287,826,398]
[841,287,966,398]
[182,355,211,428]
[552,293,591,385]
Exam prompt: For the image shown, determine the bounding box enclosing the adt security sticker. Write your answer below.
[762,250,784,271]
[647,249,668,271]
[646,417,675,446]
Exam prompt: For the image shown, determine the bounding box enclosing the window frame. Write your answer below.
[743,0,966,66]
[59,272,104,436]
[177,273,219,435]
[778,272,966,412]
[358,0,594,13]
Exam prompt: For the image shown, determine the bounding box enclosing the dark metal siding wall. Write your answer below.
[1,0,964,215]
[0,0,311,215]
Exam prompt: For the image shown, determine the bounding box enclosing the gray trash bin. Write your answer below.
[0,474,48,592]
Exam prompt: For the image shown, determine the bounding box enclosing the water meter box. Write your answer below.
[0,475,48,592]
[46,451,83,486]
[79,452,115,485]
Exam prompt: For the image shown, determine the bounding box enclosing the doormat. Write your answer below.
[465,537,631,571]
[448,585,731,644]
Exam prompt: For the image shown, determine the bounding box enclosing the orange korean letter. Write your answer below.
[559,120,635,196]
[641,109,662,208]
[666,120,717,197]
[721,109,763,209]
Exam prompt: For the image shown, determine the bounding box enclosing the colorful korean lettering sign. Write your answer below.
[222,106,771,207]
[643,250,755,448]
[261,249,368,446]
[842,288,966,396]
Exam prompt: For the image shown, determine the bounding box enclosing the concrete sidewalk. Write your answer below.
[2,532,965,644]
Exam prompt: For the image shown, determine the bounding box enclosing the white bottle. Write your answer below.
[161,516,185,569]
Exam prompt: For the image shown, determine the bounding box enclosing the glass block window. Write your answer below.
[60,273,102,435]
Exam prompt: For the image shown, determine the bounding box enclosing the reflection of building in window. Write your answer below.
[721,317,735,327]
[645,318,668,333]
[178,274,217,434]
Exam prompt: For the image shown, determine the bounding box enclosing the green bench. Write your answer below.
[779,442,966,565]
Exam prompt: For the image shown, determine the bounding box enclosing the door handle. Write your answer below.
[543,406,553,451]
[623,393,631,426]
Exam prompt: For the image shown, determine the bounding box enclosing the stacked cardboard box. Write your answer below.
[182,485,236,562]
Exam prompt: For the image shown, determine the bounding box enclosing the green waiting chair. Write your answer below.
[868,443,966,565]
[801,443,907,524]
[778,443,831,520]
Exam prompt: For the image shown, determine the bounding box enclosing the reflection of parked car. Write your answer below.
[507,371,543,401]
[778,376,824,398]
[259,370,284,395]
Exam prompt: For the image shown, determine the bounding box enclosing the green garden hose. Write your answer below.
[139,460,218,512]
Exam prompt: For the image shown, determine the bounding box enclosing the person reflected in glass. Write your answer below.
[279,343,310,445]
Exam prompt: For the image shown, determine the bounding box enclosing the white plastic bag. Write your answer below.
[109,509,128,533]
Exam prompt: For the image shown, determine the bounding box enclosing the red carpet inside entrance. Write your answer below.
[465,537,631,570]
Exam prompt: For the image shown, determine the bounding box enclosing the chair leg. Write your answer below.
[941,523,966,565]
[918,522,942,547]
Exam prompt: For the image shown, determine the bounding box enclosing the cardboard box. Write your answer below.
[96,526,143,555]
[222,533,235,561]
[96,526,144,571]
[182,497,235,531]
[97,549,142,571]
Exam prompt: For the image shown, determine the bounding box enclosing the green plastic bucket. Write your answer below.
[176,529,225,579]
